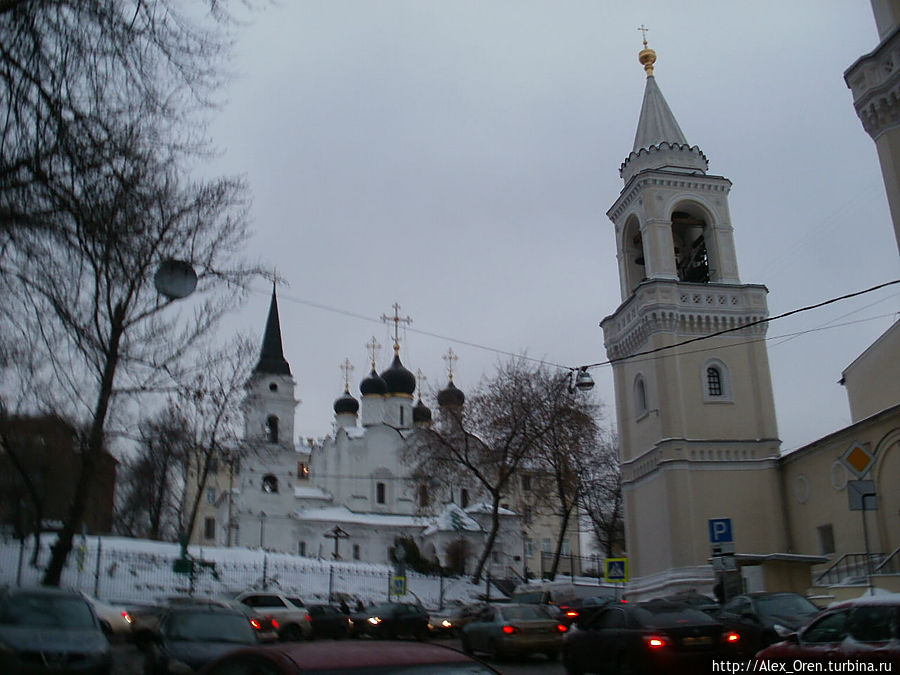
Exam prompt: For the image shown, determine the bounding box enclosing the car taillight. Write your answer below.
[644,635,670,649]
[565,610,579,618]
[250,618,262,630]
[272,619,279,629]
[305,613,312,622]
[724,631,740,643]
[501,625,520,635]
[122,611,134,624]
[556,624,567,633]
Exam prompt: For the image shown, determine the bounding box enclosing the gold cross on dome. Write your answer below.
[442,348,458,382]
[340,358,354,391]
[638,24,649,47]
[380,302,412,351]
[365,336,381,369]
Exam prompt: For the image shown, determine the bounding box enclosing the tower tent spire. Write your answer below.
[254,283,291,376]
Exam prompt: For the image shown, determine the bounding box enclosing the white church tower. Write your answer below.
[600,37,788,598]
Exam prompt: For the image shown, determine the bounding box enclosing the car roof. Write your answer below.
[205,640,489,671]
[3,586,85,599]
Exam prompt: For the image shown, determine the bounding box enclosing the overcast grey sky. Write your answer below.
[209,1,900,453]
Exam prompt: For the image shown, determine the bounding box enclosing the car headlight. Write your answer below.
[441,620,452,629]
[368,616,382,625]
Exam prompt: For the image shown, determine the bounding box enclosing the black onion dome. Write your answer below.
[380,353,416,396]
[334,389,360,415]
[413,399,432,424]
[360,369,388,396]
[437,380,465,408]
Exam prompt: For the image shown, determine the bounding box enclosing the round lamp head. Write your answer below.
[154,259,197,300]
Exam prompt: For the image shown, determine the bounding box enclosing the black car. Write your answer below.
[716,592,821,655]
[349,602,429,640]
[0,586,113,674]
[563,599,741,675]
[306,604,351,639]
[140,604,261,674]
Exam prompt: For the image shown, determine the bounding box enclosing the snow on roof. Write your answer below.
[422,504,483,536]
[465,502,517,516]
[294,505,428,528]
[293,486,331,500]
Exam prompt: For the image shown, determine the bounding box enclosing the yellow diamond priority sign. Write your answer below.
[841,442,874,478]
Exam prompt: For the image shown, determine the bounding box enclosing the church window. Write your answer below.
[524,505,533,524]
[265,415,279,443]
[634,375,648,417]
[707,367,722,396]
[297,462,309,479]
[525,539,533,558]
[269,382,278,392]
[521,474,531,491]
[206,487,216,505]
[204,517,215,540]
[541,538,551,553]
[353,544,360,560]
[376,482,386,504]
[262,474,278,493]
[299,541,306,556]
[460,488,470,508]
[702,359,732,401]
[562,539,571,555]
[400,407,404,426]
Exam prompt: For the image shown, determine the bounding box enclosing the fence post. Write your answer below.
[93,537,102,597]
[16,537,25,587]
[262,555,268,590]
[328,564,335,602]
[439,570,444,611]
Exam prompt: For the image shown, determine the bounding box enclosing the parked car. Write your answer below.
[511,581,619,623]
[306,603,351,639]
[564,596,624,627]
[562,598,741,675]
[0,586,113,674]
[755,593,900,668]
[428,603,486,637]
[165,596,280,643]
[716,591,821,655]
[196,639,500,674]
[234,591,312,641]
[81,593,135,641]
[139,604,260,674]
[461,603,566,661]
[660,590,719,617]
[349,602,429,640]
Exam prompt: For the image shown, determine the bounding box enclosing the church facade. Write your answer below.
[192,289,524,578]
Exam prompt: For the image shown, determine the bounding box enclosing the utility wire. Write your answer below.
[580,279,900,371]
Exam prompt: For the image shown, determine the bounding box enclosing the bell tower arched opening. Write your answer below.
[623,215,646,294]
[670,207,710,283]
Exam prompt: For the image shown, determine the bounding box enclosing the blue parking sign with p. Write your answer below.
[708,518,733,543]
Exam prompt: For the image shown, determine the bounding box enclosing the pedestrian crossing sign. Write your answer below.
[391,575,407,597]
[604,558,629,582]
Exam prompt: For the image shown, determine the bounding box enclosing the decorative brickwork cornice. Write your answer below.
[607,171,732,223]
[845,25,900,141]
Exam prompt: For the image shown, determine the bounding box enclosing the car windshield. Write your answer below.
[499,606,552,621]
[633,601,714,627]
[368,603,398,615]
[0,593,97,629]
[756,594,818,619]
[165,611,257,643]
[288,597,304,607]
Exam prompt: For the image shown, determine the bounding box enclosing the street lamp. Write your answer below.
[259,511,267,549]
[570,367,595,393]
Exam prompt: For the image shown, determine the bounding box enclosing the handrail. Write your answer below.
[814,552,884,586]
[874,546,900,574]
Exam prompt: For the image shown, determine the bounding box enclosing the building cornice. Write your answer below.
[844,24,900,140]
[600,280,770,362]
[607,170,732,223]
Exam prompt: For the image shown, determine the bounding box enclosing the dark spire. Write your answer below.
[254,284,292,376]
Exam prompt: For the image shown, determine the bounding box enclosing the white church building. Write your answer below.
[199,288,523,577]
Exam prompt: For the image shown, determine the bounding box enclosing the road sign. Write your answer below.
[841,442,874,478]
[605,558,629,582]
[391,575,407,596]
[847,480,878,511]
[708,518,733,544]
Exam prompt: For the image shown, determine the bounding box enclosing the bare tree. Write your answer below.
[0,1,261,586]
[114,405,189,541]
[578,431,624,558]
[175,336,254,549]
[408,358,572,584]
[529,371,602,579]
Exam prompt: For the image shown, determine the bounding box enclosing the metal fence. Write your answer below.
[0,535,492,610]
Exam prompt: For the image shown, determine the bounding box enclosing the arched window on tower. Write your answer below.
[376,482,386,504]
[702,359,732,402]
[262,474,279,493]
[634,375,648,418]
[265,415,279,443]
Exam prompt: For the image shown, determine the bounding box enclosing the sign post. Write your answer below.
[709,518,736,603]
